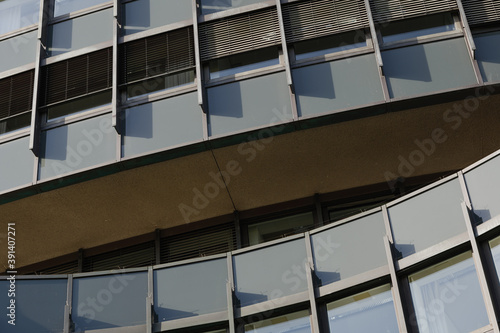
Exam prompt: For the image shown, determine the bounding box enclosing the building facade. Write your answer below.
[1,0,500,332]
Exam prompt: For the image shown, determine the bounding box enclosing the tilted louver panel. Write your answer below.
[369,0,458,23]
[462,0,500,25]
[199,8,281,61]
[121,27,195,85]
[0,70,34,120]
[283,0,370,43]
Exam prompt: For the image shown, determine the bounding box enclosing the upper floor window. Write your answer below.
[200,0,265,16]
[53,0,111,17]
[294,30,368,61]
[0,0,40,36]
[0,70,34,134]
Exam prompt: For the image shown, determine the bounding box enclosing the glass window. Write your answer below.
[0,112,31,135]
[0,136,35,193]
[46,90,112,120]
[126,70,195,98]
[380,13,456,44]
[200,0,265,16]
[0,31,38,73]
[409,252,489,333]
[0,0,40,35]
[244,309,312,333]
[247,212,314,246]
[54,0,110,17]
[489,235,500,283]
[388,179,467,259]
[474,30,500,83]
[209,47,279,80]
[72,272,148,332]
[327,285,399,333]
[294,31,367,61]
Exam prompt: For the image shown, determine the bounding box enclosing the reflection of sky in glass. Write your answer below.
[245,310,311,333]
[382,23,455,43]
[409,253,489,333]
[210,58,279,80]
[0,0,40,35]
[54,0,110,17]
[295,41,367,61]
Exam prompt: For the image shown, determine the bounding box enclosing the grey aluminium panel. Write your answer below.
[48,8,113,56]
[474,31,500,83]
[0,136,35,192]
[207,72,293,137]
[122,0,192,36]
[122,92,204,158]
[0,31,38,74]
[293,53,384,117]
[39,114,116,180]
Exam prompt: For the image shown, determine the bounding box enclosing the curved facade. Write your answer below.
[1,0,500,332]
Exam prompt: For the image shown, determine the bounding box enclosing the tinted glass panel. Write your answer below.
[0,136,34,193]
[154,258,228,322]
[0,113,31,135]
[208,72,293,137]
[312,212,387,286]
[233,239,308,307]
[327,285,399,333]
[294,30,367,60]
[0,31,38,73]
[0,0,40,35]
[200,0,264,15]
[489,236,500,284]
[0,279,67,333]
[381,13,455,43]
[382,38,477,99]
[126,69,195,98]
[123,0,192,36]
[248,212,314,246]
[54,0,110,17]
[244,310,311,333]
[474,31,500,83]
[72,272,148,331]
[409,252,489,333]
[388,179,467,258]
[46,91,112,120]
[293,53,384,117]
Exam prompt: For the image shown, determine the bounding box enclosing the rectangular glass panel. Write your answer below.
[0,0,40,35]
[294,30,367,61]
[311,212,387,286]
[48,8,113,56]
[465,154,500,224]
[248,212,314,246]
[233,238,308,307]
[0,136,35,193]
[293,53,384,117]
[54,0,110,17]
[382,38,477,99]
[39,114,116,180]
[0,279,67,333]
[72,271,148,331]
[122,0,193,36]
[126,69,195,99]
[489,236,500,283]
[0,31,38,73]
[474,31,500,83]
[244,309,311,333]
[0,112,31,135]
[200,0,265,15]
[409,252,489,333]
[381,13,455,44]
[47,90,112,120]
[327,285,398,333]
[123,92,203,158]
[388,179,467,259]
[154,258,228,322]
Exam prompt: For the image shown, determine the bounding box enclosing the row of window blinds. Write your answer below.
[160,222,237,263]
[283,0,370,43]
[40,48,112,106]
[369,0,457,23]
[199,8,281,61]
[82,241,156,272]
[462,0,500,25]
[31,260,79,275]
[0,70,34,120]
[120,27,195,85]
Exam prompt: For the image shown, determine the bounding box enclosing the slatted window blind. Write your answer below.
[462,0,500,25]
[83,241,156,272]
[121,27,195,85]
[0,70,34,121]
[283,0,370,43]
[369,0,458,23]
[199,8,281,61]
[40,48,112,106]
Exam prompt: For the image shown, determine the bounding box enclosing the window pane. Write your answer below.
[388,179,467,259]
[0,279,67,333]
[327,285,399,333]
[0,112,31,135]
[0,31,38,73]
[209,47,279,80]
[54,0,110,17]
[72,272,148,332]
[294,31,367,60]
[474,31,500,83]
[381,13,455,44]
[0,0,40,35]
[126,69,195,98]
[312,212,387,286]
[0,136,34,192]
[382,38,477,99]
[489,236,500,283]
[233,238,308,307]
[244,310,311,333]
[409,252,489,333]
[200,0,265,15]
[46,90,112,120]
[154,258,228,322]
[248,212,314,246]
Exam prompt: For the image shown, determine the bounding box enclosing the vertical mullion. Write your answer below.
[147,266,154,333]
[304,232,320,333]
[64,275,73,333]
[112,0,121,133]
[227,253,236,333]
[192,0,204,110]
